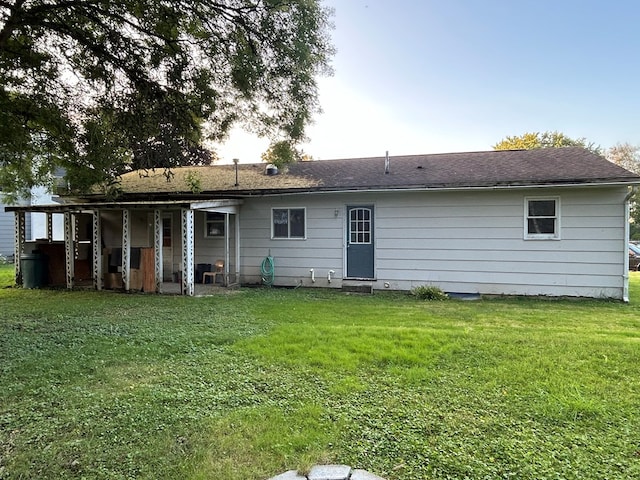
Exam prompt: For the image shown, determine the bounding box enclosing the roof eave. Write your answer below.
[41,177,640,205]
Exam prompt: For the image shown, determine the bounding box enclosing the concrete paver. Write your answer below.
[307,464,351,480]
[267,464,386,480]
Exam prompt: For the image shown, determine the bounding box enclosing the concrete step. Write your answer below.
[341,283,373,294]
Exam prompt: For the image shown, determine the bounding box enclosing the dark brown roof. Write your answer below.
[110,147,639,199]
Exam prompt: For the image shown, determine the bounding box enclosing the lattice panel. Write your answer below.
[46,213,53,242]
[181,209,194,296]
[14,212,25,285]
[122,210,130,291]
[93,211,102,290]
[154,210,163,293]
[74,215,79,259]
[64,212,74,289]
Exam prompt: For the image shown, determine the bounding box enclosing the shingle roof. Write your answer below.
[111,147,640,199]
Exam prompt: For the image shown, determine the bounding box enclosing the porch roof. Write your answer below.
[4,198,242,214]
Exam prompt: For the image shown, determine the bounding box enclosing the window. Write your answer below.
[162,216,172,247]
[272,208,306,239]
[205,212,225,237]
[349,207,372,244]
[525,197,560,239]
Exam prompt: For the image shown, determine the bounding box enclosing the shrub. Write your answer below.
[411,285,449,301]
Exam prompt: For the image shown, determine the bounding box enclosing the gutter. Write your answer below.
[243,179,640,198]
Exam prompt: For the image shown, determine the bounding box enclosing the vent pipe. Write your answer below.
[384,151,390,174]
[233,158,239,186]
[265,164,279,176]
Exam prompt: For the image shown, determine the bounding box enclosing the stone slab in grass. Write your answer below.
[307,465,352,480]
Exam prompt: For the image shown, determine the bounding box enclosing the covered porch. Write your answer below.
[7,199,243,296]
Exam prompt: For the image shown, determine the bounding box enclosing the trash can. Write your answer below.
[20,252,48,288]
[196,263,212,283]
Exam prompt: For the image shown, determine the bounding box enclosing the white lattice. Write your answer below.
[181,209,194,296]
[93,211,102,290]
[122,210,130,291]
[14,212,25,285]
[46,213,53,242]
[64,212,74,289]
[154,210,163,293]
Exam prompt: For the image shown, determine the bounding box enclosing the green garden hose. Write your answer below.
[260,255,275,287]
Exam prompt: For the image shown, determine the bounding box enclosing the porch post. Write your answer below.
[224,213,230,285]
[14,211,25,285]
[235,213,240,284]
[64,211,74,290]
[181,208,194,296]
[92,210,102,291]
[46,213,53,242]
[122,209,131,291]
[154,209,163,293]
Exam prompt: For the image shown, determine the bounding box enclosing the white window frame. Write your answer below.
[204,212,225,238]
[348,207,373,245]
[524,197,560,240]
[271,207,306,240]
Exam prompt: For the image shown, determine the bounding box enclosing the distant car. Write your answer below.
[629,243,640,271]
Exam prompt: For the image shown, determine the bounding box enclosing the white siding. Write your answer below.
[238,186,630,299]
[30,187,64,241]
[1,196,30,257]
[0,207,14,257]
[240,195,345,287]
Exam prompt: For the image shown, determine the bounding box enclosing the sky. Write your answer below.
[217,0,640,163]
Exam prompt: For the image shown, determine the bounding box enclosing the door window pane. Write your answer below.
[349,208,372,244]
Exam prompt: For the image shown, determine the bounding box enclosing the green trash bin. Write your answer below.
[20,252,48,288]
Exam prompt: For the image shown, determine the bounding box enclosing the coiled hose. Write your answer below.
[260,255,275,287]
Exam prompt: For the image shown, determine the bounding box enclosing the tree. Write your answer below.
[260,140,311,168]
[0,0,334,198]
[493,131,602,155]
[606,142,640,239]
[607,142,640,174]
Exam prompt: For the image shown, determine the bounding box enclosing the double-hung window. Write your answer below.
[272,208,306,239]
[525,197,560,239]
[205,212,225,237]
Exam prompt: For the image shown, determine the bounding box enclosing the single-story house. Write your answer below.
[5,147,640,300]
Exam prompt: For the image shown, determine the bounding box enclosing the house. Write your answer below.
[1,185,64,260]
[5,147,640,300]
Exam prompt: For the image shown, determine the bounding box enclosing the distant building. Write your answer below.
[1,175,65,259]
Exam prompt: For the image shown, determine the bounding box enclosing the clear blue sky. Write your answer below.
[219,0,640,162]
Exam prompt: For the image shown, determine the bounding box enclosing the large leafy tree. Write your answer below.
[493,131,602,155]
[607,142,640,174]
[607,142,640,239]
[0,0,334,198]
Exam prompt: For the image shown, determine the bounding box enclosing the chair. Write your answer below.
[202,259,225,286]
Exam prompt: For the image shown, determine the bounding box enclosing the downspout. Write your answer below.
[224,213,230,286]
[623,187,636,302]
[235,213,240,285]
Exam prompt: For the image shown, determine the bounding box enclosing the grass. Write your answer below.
[0,263,13,288]
[1,264,639,479]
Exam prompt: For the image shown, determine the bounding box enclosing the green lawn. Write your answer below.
[1,266,639,479]
[0,262,14,288]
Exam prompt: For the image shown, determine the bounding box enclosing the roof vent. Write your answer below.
[384,151,390,174]
[265,164,279,176]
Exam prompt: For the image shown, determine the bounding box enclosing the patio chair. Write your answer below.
[202,259,225,286]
